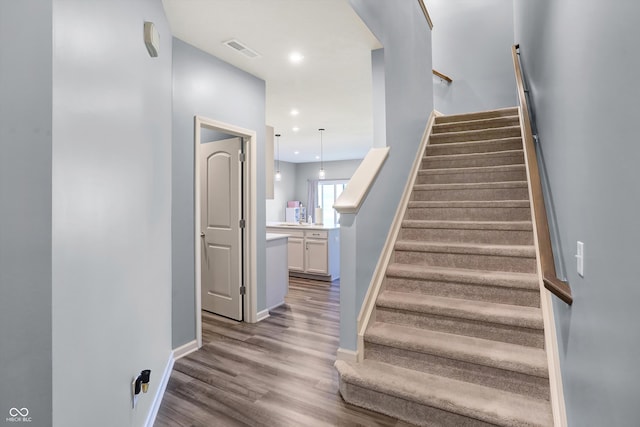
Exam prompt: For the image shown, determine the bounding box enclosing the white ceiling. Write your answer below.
[162,0,382,163]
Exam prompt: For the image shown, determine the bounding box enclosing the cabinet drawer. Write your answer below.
[305,230,328,239]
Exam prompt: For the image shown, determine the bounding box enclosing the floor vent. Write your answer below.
[223,39,260,58]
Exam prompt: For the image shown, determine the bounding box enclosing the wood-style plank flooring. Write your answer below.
[155,277,409,427]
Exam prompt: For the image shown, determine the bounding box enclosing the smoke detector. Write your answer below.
[223,39,261,58]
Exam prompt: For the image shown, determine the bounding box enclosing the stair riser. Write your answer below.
[364,343,551,401]
[427,139,523,156]
[433,116,520,134]
[406,206,532,221]
[422,152,524,169]
[417,169,526,184]
[400,227,534,245]
[385,276,540,307]
[339,380,495,427]
[375,307,545,348]
[412,187,530,202]
[394,250,537,273]
[430,127,521,145]
[435,109,519,124]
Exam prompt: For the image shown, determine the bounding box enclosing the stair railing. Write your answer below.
[432,69,453,83]
[512,44,573,305]
[417,0,433,30]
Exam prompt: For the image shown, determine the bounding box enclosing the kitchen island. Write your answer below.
[266,222,340,281]
[266,233,289,310]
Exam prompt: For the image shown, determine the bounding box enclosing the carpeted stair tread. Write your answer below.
[409,200,530,208]
[385,263,539,291]
[394,240,536,258]
[402,219,533,231]
[430,126,522,145]
[434,107,519,124]
[419,164,526,176]
[423,149,524,164]
[376,291,543,330]
[433,116,520,134]
[414,181,528,191]
[365,323,549,379]
[335,359,553,427]
[425,137,524,156]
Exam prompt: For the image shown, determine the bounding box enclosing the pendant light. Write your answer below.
[318,128,326,179]
[275,133,282,181]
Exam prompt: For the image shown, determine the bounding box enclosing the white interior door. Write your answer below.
[200,137,243,320]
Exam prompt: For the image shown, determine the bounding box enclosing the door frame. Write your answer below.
[194,115,258,348]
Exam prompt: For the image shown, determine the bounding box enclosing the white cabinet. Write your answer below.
[305,238,328,274]
[287,236,305,272]
[266,226,340,281]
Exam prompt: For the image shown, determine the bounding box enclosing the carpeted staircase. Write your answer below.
[335,107,554,426]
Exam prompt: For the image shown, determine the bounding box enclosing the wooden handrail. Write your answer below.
[417,0,433,30]
[512,44,573,305]
[432,69,453,83]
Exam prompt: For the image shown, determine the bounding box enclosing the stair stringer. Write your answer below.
[517,107,568,427]
[352,110,440,362]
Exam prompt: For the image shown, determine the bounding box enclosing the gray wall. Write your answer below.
[430,0,517,114]
[342,0,433,350]
[266,161,297,222]
[172,38,266,347]
[514,1,640,425]
[50,0,173,425]
[0,1,53,425]
[265,159,362,222]
[372,48,387,148]
[294,159,363,205]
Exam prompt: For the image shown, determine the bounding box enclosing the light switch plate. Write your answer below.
[576,241,584,277]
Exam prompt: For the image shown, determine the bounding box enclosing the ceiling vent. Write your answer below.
[223,39,260,58]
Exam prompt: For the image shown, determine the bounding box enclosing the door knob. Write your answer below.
[200,232,205,237]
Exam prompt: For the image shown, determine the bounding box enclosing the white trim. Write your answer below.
[144,352,174,427]
[336,347,359,363]
[194,116,259,350]
[355,111,437,360]
[334,147,390,214]
[256,309,270,322]
[517,106,568,427]
[172,340,198,360]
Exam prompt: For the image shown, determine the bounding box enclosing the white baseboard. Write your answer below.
[266,301,285,311]
[144,352,175,427]
[256,309,270,322]
[173,339,198,360]
[336,347,359,363]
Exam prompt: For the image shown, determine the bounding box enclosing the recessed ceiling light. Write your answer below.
[292,126,300,132]
[315,155,320,160]
[289,52,304,64]
[290,109,299,116]
[294,151,300,155]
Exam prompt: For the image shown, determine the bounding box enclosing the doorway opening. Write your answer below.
[194,116,258,349]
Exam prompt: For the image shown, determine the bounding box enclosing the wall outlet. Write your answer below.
[576,241,584,277]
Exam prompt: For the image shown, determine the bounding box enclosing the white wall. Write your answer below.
[266,161,297,222]
[515,0,640,424]
[430,0,517,114]
[51,1,173,425]
[0,1,53,424]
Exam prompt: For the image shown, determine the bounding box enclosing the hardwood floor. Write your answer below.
[155,277,409,427]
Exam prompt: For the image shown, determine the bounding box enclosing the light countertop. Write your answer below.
[266,233,290,242]
[266,222,339,231]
